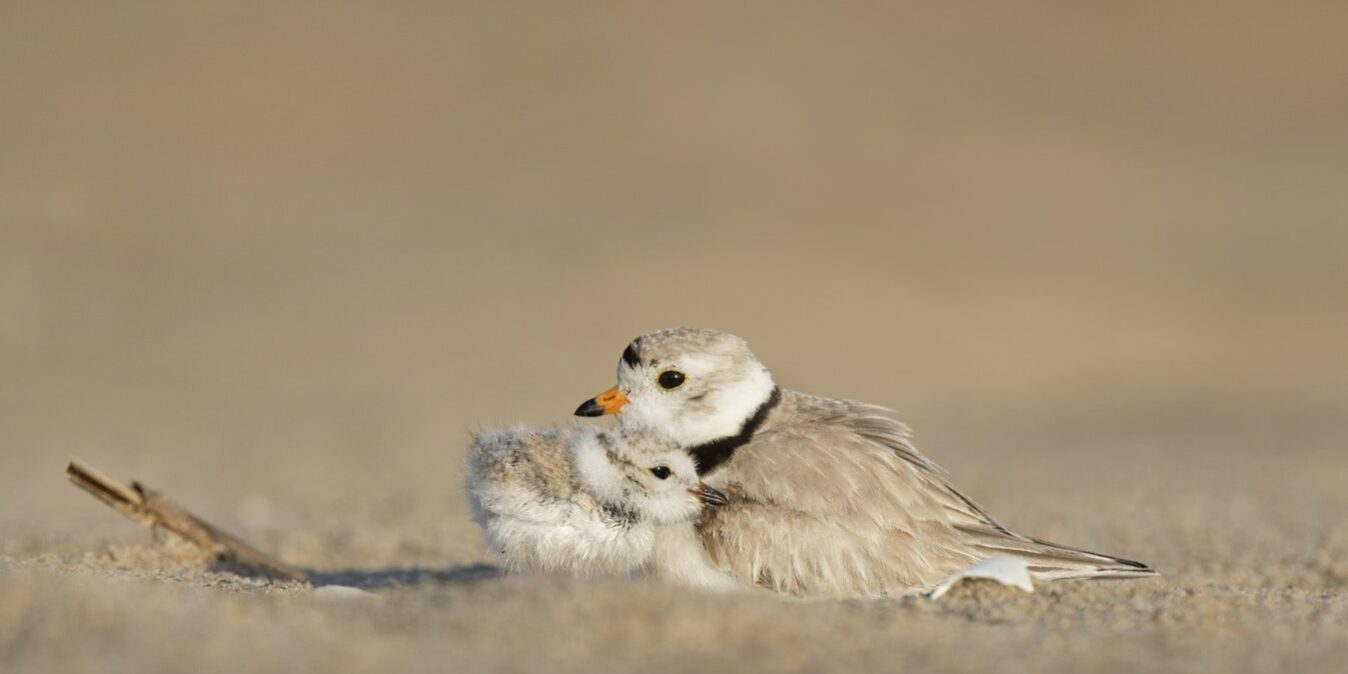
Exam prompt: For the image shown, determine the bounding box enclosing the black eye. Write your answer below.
[657,370,686,390]
[649,466,671,480]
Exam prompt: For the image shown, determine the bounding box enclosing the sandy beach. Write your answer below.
[3,2,1347,672]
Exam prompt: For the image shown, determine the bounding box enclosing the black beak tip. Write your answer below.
[574,398,604,417]
[700,486,730,507]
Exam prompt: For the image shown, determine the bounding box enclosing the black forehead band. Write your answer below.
[621,342,641,368]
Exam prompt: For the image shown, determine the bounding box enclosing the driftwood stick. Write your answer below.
[67,460,309,582]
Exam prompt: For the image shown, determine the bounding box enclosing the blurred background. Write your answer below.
[2,2,1345,567]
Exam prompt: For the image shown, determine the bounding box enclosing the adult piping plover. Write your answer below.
[465,424,739,591]
[575,327,1157,597]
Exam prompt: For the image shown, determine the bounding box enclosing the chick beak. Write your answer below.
[689,484,730,507]
[574,385,629,417]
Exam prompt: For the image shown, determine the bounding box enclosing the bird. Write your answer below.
[464,423,740,591]
[574,327,1158,597]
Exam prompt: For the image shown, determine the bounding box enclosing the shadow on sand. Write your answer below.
[308,563,502,589]
[210,560,502,590]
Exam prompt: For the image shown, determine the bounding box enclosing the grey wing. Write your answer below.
[840,405,1155,581]
[697,416,990,596]
[697,401,1153,597]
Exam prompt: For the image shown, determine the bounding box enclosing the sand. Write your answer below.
[3,2,1347,672]
[5,417,1347,674]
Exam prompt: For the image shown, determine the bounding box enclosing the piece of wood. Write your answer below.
[67,460,309,582]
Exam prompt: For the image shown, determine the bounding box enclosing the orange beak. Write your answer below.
[574,385,629,417]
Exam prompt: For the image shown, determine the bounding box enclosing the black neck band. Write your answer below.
[688,387,781,476]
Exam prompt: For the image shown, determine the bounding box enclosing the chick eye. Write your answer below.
[649,466,671,480]
[657,370,686,390]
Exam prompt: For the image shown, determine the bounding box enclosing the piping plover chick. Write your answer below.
[465,424,739,591]
[575,327,1157,598]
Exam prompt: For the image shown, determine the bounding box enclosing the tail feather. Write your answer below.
[957,524,1158,581]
